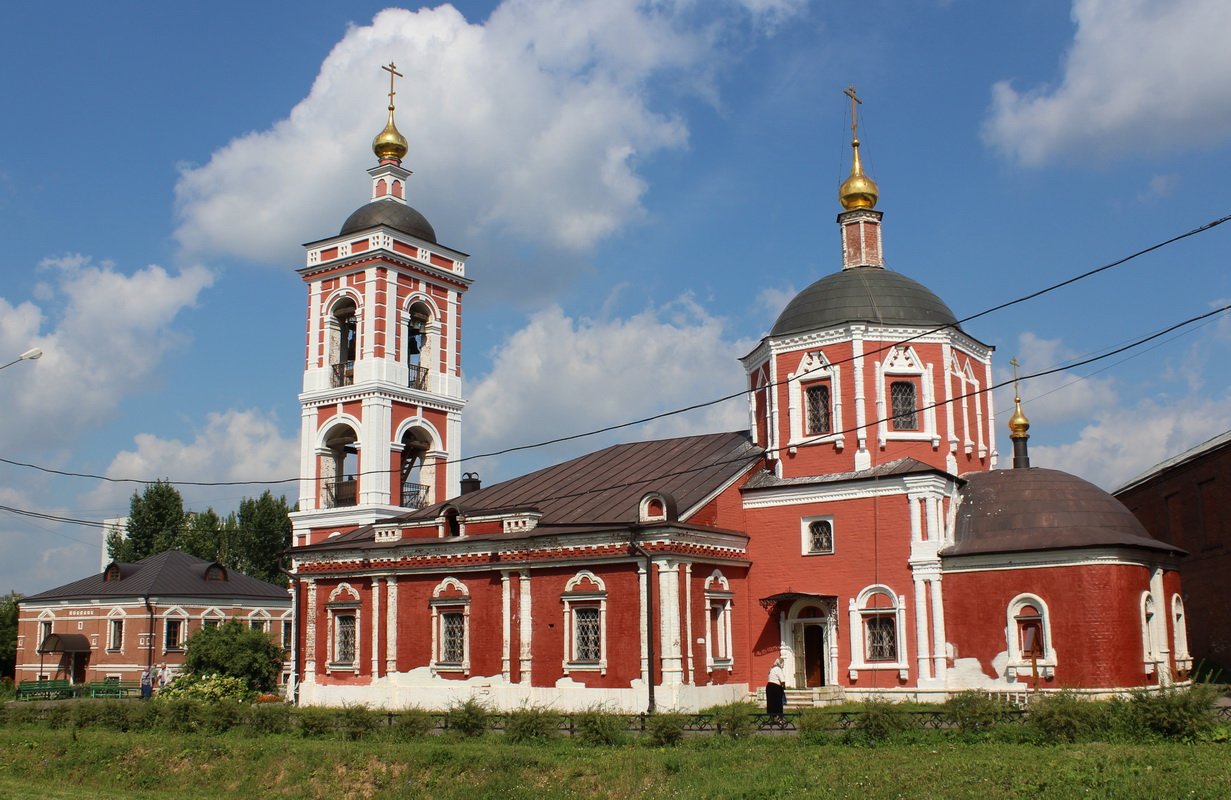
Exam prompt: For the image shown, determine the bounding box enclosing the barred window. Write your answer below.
[865,615,897,661]
[441,612,465,664]
[808,520,834,554]
[573,607,601,662]
[890,381,917,430]
[805,383,832,435]
[335,614,356,663]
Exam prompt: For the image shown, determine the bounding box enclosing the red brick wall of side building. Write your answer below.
[943,562,1183,689]
[686,563,750,688]
[1115,442,1231,667]
[743,493,918,688]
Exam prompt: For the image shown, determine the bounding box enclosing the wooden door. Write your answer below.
[803,625,825,687]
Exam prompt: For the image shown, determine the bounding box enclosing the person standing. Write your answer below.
[139,667,152,700]
[766,657,787,720]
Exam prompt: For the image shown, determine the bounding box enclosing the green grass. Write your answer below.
[2,725,1229,799]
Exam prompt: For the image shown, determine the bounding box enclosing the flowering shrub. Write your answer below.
[156,672,255,703]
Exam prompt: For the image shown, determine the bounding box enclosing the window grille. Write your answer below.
[808,520,833,553]
[441,612,465,663]
[890,381,917,430]
[805,384,832,435]
[865,615,897,661]
[574,607,601,662]
[335,614,356,663]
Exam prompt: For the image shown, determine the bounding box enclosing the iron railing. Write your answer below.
[331,361,354,388]
[324,479,357,508]
[401,482,429,509]
[409,365,430,391]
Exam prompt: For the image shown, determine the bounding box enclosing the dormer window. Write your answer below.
[103,564,122,582]
[204,564,228,582]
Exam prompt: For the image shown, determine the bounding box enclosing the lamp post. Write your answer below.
[0,347,42,371]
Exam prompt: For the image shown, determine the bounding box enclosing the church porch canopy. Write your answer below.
[37,633,91,654]
[758,592,836,613]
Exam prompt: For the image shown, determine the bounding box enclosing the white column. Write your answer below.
[929,577,947,681]
[370,577,381,678]
[925,496,941,545]
[913,576,932,681]
[852,327,870,468]
[360,396,393,505]
[638,564,649,686]
[501,570,512,681]
[298,408,318,517]
[658,561,683,685]
[303,580,318,680]
[385,577,398,674]
[518,570,532,684]
[908,494,923,543]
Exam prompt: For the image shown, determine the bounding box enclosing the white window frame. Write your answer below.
[107,610,125,653]
[280,612,293,653]
[163,607,188,653]
[248,609,272,633]
[703,570,734,671]
[1171,594,1192,672]
[326,583,361,672]
[801,515,835,556]
[847,585,909,680]
[1141,592,1165,675]
[1005,593,1057,680]
[875,345,937,447]
[38,614,54,643]
[562,571,607,675]
[787,351,844,450]
[200,607,225,629]
[430,577,470,674]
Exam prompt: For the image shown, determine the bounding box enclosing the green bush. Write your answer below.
[155,698,204,734]
[157,672,254,703]
[338,704,383,741]
[709,701,759,738]
[845,698,911,744]
[389,708,435,740]
[796,709,836,744]
[645,712,688,747]
[246,702,293,735]
[1120,684,1220,740]
[44,703,71,729]
[0,677,14,701]
[296,706,337,738]
[504,706,559,744]
[200,699,247,734]
[5,702,40,725]
[447,698,490,738]
[1028,692,1112,743]
[943,691,1017,734]
[572,707,626,746]
[70,700,140,731]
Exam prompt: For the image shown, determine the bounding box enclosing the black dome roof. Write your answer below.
[771,267,959,337]
[944,468,1182,557]
[340,201,436,244]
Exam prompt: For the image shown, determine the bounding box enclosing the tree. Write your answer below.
[0,591,19,679]
[183,620,283,693]
[235,491,293,586]
[177,508,224,562]
[111,480,185,562]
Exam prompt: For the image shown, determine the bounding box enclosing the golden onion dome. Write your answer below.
[373,106,409,163]
[1008,396,1031,439]
[839,137,879,210]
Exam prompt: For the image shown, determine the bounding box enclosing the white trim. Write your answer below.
[786,351,845,450]
[1004,593,1056,680]
[800,515,835,555]
[703,570,734,671]
[430,576,470,673]
[847,585,909,680]
[562,571,608,675]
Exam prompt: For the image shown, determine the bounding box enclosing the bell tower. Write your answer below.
[290,64,472,546]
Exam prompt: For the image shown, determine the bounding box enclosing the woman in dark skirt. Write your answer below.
[766,657,787,719]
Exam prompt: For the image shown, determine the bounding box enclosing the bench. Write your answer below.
[83,681,142,699]
[15,679,73,701]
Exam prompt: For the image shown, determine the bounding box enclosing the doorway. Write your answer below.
[803,624,826,687]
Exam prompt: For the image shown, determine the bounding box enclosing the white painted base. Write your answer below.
[297,667,749,712]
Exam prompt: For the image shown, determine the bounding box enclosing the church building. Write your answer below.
[287,74,1189,711]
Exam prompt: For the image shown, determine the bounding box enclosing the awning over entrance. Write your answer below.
[37,633,91,653]
[758,592,834,612]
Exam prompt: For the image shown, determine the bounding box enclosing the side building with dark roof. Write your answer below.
[16,551,292,687]
[285,87,1189,711]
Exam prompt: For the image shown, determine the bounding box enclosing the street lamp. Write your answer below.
[0,347,42,371]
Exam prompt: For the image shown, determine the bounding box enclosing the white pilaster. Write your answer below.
[518,570,532,684]
[501,570,512,681]
[385,577,398,674]
[929,576,947,680]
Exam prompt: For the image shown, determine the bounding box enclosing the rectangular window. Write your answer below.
[164,619,183,651]
[335,614,356,664]
[40,621,52,642]
[108,619,123,651]
[203,618,220,630]
[573,607,601,663]
[708,602,730,662]
[890,381,917,430]
[441,612,465,664]
[282,621,293,652]
[865,615,897,661]
[250,618,268,633]
[807,520,834,554]
[805,383,832,435]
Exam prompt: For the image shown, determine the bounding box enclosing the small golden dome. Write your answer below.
[839,138,878,210]
[1009,396,1030,439]
[373,106,408,163]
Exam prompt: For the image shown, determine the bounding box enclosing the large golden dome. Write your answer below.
[373,107,408,163]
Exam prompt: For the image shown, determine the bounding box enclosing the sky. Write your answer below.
[2,0,1231,595]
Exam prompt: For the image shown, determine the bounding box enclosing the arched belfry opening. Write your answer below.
[399,427,435,509]
[320,424,359,508]
[329,298,359,388]
[406,300,433,391]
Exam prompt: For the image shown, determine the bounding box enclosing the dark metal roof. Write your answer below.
[339,200,437,243]
[22,551,291,603]
[1114,428,1231,495]
[303,431,762,550]
[771,267,960,337]
[742,456,949,491]
[37,633,91,653]
[943,468,1184,558]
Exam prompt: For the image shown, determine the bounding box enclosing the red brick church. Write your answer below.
[287,77,1189,710]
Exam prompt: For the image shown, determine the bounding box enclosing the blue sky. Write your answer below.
[3,0,1230,594]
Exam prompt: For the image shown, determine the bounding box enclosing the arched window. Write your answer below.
[328,298,358,388]
[704,571,734,670]
[562,571,607,674]
[399,427,433,509]
[848,586,908,679]
[1141,592,1164,675]
[406,300,433,391]
[1172,594,1192,672]
[1005,594,1056,679]
[326,583,361,672]
[320,423,359,508]
[430,577,470,673]
[801,517,834,555]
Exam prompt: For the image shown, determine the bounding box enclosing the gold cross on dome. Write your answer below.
[844,84,862,140]
[382,62,403,109]
[1010,356,1022,401]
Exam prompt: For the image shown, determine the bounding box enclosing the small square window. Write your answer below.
[802,518,835,555]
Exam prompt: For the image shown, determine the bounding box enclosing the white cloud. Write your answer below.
[82,409,300,514]
[1137,173,1179,203]
[996,331,1119,429]
[464,295,752,479]
[0,255,213,452]
[983,0,1231,165]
